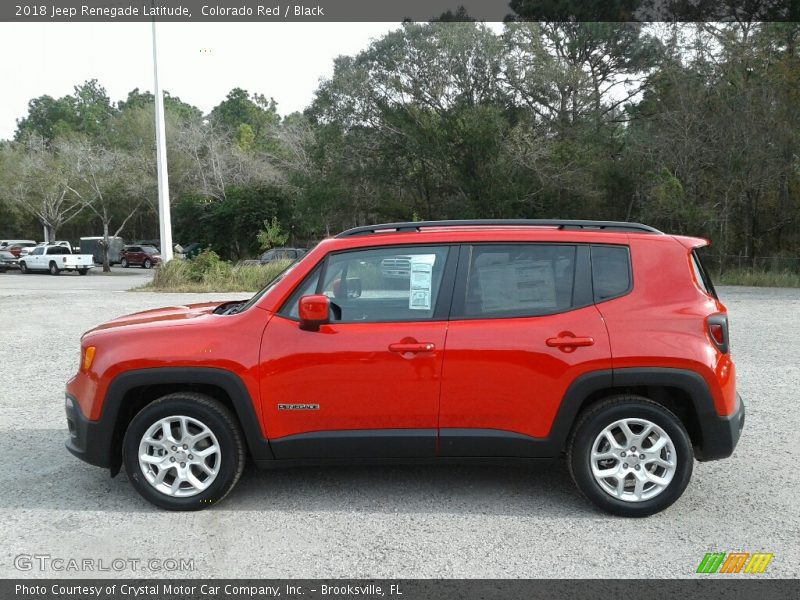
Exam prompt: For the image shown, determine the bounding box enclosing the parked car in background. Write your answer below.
[259,247,307,264]
[30,240,73,253]
[7,242,37,258]
[19,245,94,275]
[121,245,162,269]
[0,239,36,250]
[0,250,19,272]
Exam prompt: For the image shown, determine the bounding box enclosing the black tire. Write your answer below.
[567,395,693,517]
[122,392,246,511]
[78,268,88,276]
[49,261,60,276]
[143,258,152,269]
[19,261,28,274]
[121,258,129,268]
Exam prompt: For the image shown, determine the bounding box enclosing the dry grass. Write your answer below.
[718,269,800,288]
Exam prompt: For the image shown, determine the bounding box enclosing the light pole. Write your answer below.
[152,14,173,261]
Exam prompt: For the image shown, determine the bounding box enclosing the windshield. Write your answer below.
[142,246,159,254]
[237,260,299,312]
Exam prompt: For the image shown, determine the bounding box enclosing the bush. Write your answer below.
[146,251,292,293]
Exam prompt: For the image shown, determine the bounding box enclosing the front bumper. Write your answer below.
[695,393,745,461]
[64,393,114,470]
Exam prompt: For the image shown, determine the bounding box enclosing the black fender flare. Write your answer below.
[549,367,737,461]
[100,367,273,473]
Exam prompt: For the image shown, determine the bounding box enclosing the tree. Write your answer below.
[61,137,152,271]
[15,79,115,142]
[210,88,281,151]
[0,136,85,241]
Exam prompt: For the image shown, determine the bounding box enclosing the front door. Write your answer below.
[259,244,456,459]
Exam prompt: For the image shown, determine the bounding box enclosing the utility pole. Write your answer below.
[152,15,173,261]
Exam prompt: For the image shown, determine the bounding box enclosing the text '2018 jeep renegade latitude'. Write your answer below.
[65,220,744,516]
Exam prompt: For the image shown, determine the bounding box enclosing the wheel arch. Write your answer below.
[551,368,716,457]
[102,368,273,475]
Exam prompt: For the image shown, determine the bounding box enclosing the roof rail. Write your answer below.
[335,219,662,238]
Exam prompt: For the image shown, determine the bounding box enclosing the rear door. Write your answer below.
[259,244,457,459]
[438,243,613,457]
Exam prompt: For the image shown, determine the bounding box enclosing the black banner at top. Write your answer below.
[1,0,798,23]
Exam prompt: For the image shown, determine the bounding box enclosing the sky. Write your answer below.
[0,22,404,140]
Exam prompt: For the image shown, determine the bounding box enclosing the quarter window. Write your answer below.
[462,244,577,317]
[591,245,631,301]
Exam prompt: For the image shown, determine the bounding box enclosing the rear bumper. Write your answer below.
[695,393,745,461]
[64,393,113,469]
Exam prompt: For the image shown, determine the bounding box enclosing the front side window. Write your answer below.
[461,244,577,318]
[32,247,44,256]
[282,246,450,323]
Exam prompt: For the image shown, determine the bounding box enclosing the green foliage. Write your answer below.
[185,249,232,283]
[3,22,800,280]
[173,186,289,260]
[257,216,289,250]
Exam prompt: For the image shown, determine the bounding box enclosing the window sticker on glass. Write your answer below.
[477,259,557,312]
[408,254,435,310]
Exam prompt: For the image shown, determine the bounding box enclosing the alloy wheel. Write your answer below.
[589,417,677,503]
[138,415,221,498]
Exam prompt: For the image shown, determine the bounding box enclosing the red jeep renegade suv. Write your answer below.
[64,220,744,516]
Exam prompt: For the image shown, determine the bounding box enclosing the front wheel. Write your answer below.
[20,262,28,274]
[49,262,60,276]
[567,395,693,517]
[122,393,246,510]
[143,258,152,269]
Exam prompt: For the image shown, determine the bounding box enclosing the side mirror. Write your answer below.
[298,294,330,331]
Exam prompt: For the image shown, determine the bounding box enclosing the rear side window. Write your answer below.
[462,244,577,318]
[591,245,631,301]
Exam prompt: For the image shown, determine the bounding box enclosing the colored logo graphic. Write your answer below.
[696,552,773,574]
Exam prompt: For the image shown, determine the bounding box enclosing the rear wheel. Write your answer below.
[567,395,693,517]
[121,257,129,268]
[122,393,246,510]
[78,268,88,276]
[49,262,60,276]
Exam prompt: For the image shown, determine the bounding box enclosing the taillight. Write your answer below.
[707,314,729,354]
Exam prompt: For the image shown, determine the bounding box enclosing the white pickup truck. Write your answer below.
[19,245,95,275]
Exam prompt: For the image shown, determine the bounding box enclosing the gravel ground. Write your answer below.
[0,269,798,579]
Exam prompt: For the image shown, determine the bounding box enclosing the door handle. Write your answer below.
[546,335,594,348]
[389,342,435,354]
